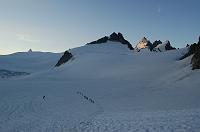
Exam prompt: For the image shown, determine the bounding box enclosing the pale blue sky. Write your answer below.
[0,0,199,54]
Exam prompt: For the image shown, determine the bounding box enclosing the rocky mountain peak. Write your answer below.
[152,40,162,48]
[164,40,176,50]
[86,32,134,50]
[109,32,119,41]
[141,37,148,43]
[135,37,152,51]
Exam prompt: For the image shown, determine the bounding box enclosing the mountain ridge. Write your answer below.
[86,32,134,50]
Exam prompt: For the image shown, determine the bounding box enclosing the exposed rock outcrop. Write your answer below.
[191,36,200,70]
[164,41,176,50]
[109,32,119,42]
[180,36,200,70]
[135,37,148,50]
[55,51,73,67]
[135,37,176,52]
[192,50,200,70]
[110,32,134,50]
[87,32,134,50]
[199,36,200,44]
[152,40,162,49]
[180,43,200,60]
[153,40,176,52]
[134,37,152,51]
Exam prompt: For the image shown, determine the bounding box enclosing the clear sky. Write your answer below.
[0,0,199,54]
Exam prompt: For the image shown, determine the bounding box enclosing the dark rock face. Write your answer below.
[180,36,200,70]
[180,43,200,60]
[192,51,200,70]
[55,51,73,67]
[152,40,162,49]
[147,41,153,51]
[114,32,134,50]
[191,42,200,70]
[109,32,119,42]
[115,32,129,44]
[199,36,200,44]
[108,32,131,44]
[164,41,176,50]
[87,32,134,50]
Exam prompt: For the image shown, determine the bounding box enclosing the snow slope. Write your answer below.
[0,51,62,73]
[0,42,200,132]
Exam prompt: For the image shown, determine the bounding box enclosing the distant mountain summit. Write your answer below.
[55,32,134,67]
[152,40,162,49]
[154,40,176,52]
[87,32,134,50]
[134,37,176,52]
[134,37,152,51]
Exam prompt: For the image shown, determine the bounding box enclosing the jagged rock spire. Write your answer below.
[164,40,176,50]
[109,32,119,41]
[141,37,148,43]
[135,37,152,51]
